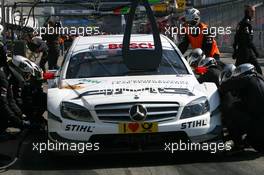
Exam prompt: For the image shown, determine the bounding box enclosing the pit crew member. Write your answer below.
[197,57,222,87]
[219,63,264,152]
[233,5,262,74]
[178,8,220,60]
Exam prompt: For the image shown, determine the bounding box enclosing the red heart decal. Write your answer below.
[128,123,140,132]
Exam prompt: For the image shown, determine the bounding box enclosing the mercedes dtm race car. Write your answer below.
[47,34,222,152]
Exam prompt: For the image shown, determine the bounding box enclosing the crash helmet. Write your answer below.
[184,8,201,26]
[232,63,256,78]
[187,48,205,67]
[219,64,236,84]
[12,55,43,80]
[198,57,217,68]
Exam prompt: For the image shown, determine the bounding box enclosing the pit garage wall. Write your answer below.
[191,0,231,7]
[199,0,264,56]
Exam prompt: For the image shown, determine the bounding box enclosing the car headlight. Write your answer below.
[61,102,94,122]
[180,97,210,119]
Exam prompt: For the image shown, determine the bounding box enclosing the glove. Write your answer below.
[21,114,27,119]
[21,115,31,128]
[22,120,31,128]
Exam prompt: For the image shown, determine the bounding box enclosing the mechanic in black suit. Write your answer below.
[220,63,264,153]
[0,41,24,140]
[233,5,262,75]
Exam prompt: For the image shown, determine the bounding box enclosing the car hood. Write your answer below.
[59,75,207,106]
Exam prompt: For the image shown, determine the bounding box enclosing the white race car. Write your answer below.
[47,34,222,152]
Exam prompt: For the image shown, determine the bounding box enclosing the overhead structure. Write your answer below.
[122,0,162,71]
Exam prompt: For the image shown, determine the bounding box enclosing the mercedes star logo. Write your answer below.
[129,104,147,122]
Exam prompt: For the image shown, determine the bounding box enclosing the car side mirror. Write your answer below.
[43,70,59,80]
[43,72,56,80]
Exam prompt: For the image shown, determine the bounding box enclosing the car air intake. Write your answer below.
[95,102,179,123]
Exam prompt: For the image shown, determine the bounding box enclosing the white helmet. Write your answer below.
[198,57,217,68]
[12,55,43,80]
[185,8,200,26]
[187,48,205,67]
[232,63,256,78]
[219,64,236,84]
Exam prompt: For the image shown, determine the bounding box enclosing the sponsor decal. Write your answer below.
[111,80,189,85]
[65,124,95,133]
[119,122,158,134]
[88,44,105,50]
[77,87,194,97]
[78,79,102,84]
[181,120,208,129]
[109,43,155,49]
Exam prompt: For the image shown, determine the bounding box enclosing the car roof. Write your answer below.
[71,34,174,54]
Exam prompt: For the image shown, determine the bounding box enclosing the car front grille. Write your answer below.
[95,102,179,123]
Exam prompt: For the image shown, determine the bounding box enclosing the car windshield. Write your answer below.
[66,48,188,79]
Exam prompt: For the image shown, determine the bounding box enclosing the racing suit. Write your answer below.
[42,31,60,70]
[197,65,222,87]
[179,23,220,60]
[233,17,262,74]
[20,78,47,123]
[0,41,24,133]
[7,63,47,124]
[220,74,264,146]
[0,68,23,133]
[27,36,48,72]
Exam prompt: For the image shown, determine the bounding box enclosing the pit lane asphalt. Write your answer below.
[0,56,263,175]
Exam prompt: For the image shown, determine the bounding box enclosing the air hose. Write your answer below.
[0,129,30,171]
